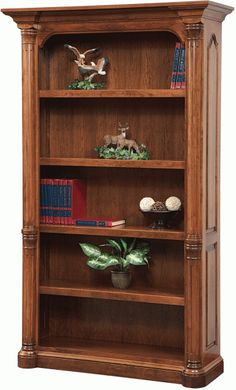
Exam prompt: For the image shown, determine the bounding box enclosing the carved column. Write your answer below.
[18,26,39,368]
[183,23,204,383]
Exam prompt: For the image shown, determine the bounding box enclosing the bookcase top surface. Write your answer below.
[2,1,233,15]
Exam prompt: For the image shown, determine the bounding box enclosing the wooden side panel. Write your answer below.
[202,20,222,364]
[206,244,217,349]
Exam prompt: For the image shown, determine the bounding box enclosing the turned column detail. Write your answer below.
[18,26,39,368]
[184,22,204,376]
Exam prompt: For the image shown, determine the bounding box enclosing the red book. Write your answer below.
[65,179,87,225]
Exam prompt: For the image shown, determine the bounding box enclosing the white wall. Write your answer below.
[0,1,235,389]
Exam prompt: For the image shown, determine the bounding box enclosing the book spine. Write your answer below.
[71,179,87,223]
[61,179,67,225]
[40,179,44,224]
[170,43,181,89]
[58,179,64,225]
[181,46,186,89]
[48,179,54,224]
[176,44,185,89]
[75,220,113,227]
[44,179,50,224]
[53,179,60,224]
[66,179,73,225]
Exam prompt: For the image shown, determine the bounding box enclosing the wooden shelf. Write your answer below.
[39,89,186,99]
[38,336,184,370]
[40,157,185,170]
[40,224,185,240]
[40,280,184,306]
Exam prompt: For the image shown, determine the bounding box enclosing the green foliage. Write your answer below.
[79,238,150,272]
[67,79,105,90]
[95,144,150,160]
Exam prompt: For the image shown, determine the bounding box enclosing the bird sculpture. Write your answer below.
[64,44,109,82]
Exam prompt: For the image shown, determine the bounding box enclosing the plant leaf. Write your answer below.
[87,257,107,270]
[79,243,101,258]
[120,238,128,256]
[136,242,150,255]
[126,250,148,266]
[87,255,120,270]
[128,238,136,254]
[122,257,130,269]
[106,239,122,252]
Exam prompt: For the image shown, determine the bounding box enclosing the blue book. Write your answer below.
[171,42,181,89]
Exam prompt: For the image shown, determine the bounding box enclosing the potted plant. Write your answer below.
[79,238,150,289]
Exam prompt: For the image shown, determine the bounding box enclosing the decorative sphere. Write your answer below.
[151,201,167,212]
[165,196,181,211]
[139,197,155,212]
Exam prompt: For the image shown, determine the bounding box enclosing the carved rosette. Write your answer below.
[185,23,204,48]
[185,234,202,261]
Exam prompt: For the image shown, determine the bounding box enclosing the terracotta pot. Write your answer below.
[111,270,132,289]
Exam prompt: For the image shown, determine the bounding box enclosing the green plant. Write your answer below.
[95,144,150,160]
[79,238,150,271]
[67,79,105,90]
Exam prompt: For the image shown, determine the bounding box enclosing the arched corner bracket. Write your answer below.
[208,33,219,49]
[185,23,204,48]
[185,234,202,261]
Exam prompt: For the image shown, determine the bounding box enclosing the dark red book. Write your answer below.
[65,179,87,225]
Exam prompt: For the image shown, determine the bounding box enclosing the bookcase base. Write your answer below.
[37,350,183,384]
[182,357,224,388]
[35,351,223,388]
[18,348,37,369]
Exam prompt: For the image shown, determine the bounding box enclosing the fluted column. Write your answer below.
[18,26,39,368]
[183,22,204,385]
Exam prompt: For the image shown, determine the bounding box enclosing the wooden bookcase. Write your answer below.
[2,1,233,387]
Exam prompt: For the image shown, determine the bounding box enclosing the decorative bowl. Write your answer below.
[140,208,183,229]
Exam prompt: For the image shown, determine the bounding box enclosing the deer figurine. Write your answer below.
[104,122,129,147]
[118,138,140,154]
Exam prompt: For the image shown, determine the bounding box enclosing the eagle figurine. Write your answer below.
[64,44,109,82]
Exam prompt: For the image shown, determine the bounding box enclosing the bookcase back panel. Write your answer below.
[40,234,184,294]
[40,167,184,226]
[39,32,178,90]
[40,295,184,349]
[40,98,185,160]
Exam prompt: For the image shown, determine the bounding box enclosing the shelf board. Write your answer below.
[40,280,184,306]
[40,157,185,170]
[38,336,184,370]
[40,224,185,240]
[39,89,186,99]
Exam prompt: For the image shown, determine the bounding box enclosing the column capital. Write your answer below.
[185,23,204,47]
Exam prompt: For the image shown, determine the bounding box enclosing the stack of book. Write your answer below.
[40,178,125,227]
[170,42,185,89]
[40,178,86,225]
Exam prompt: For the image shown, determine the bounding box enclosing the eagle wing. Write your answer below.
[64,44,81,60]
[83,47,100,56]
